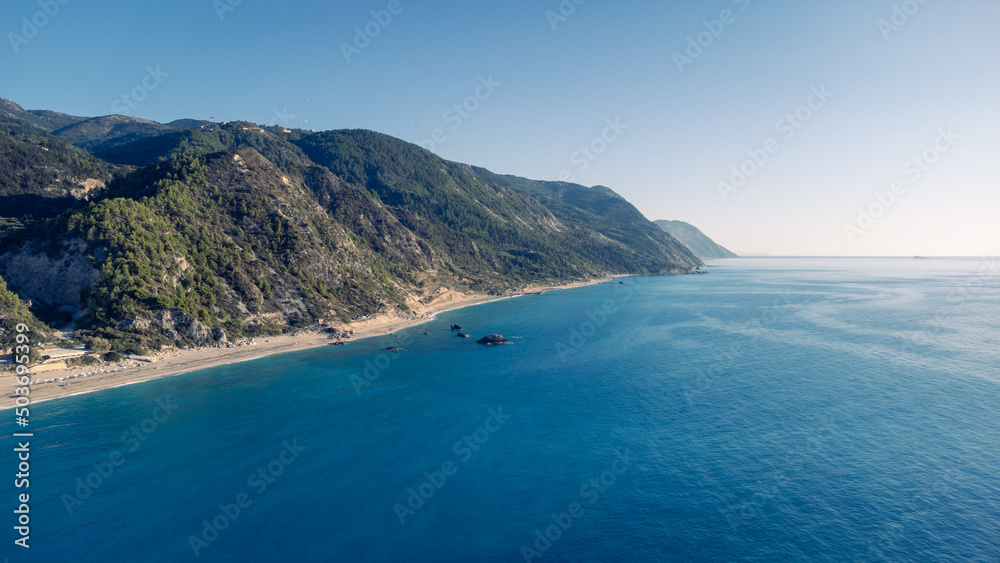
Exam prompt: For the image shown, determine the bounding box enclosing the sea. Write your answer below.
[4,257,1000,562]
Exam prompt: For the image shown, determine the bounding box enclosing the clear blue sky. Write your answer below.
[3,0,998,255]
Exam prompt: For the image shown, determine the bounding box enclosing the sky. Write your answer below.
[2,0,998,256]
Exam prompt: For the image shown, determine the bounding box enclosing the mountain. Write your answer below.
[0,97,702,352]
[88,121,310,170]
[51,114,214,156]
[470,171,698,270]
[0,97,87,132]
[653,220,737,259]
[0,108,118,240]
[51,115,173,148]
[294,130,700,282]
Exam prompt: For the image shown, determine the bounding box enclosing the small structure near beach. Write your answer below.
[476,334,510,345]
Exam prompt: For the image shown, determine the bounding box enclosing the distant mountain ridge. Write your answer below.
[654,220,737,259]
[0,97,87,131]
[53,114,214,150]
[0,96,703,353]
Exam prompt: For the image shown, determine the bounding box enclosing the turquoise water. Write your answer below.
[4,257,1000,562]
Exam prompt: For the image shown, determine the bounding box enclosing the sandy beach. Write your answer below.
[2,277,614,410]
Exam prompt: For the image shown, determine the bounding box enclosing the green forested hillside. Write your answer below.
[295,130,701,284]
[37,149,408,350]
[0,274,49,356]
[52,115,173,148]
[0,97,702,351]
[87,121,307,171]
[0,116,114,197]
[0,112,118,241]
[471,169,698,269]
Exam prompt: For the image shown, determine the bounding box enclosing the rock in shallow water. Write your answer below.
[476,334,509,345]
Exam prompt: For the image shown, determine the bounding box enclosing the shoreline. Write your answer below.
[3,276,617,409]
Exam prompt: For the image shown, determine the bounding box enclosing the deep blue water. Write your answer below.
[4,257,1000,562]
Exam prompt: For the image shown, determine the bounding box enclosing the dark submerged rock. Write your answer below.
[457,332,470,338]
